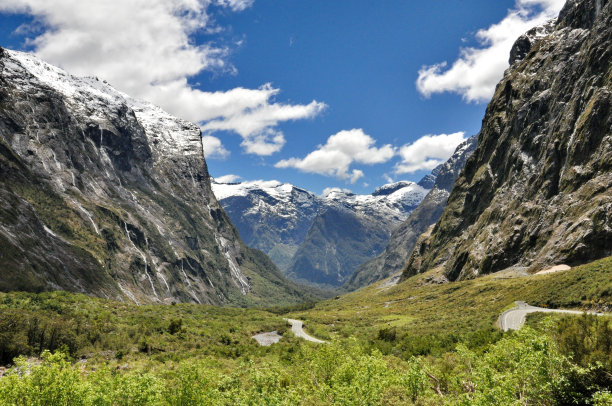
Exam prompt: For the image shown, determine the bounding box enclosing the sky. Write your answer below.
[0,0,565,195]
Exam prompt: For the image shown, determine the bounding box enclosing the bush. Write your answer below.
[167,318,183,335]
[377,327,397,342]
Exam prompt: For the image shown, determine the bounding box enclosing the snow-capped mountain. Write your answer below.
[346,135,478,290]
[212,180,323,270]
[323,181,429,223]
[0,48,311,306]
[212,179,429,285]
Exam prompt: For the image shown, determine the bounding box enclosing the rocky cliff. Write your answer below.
[212,180,324,271]
[403,0,612,281]
[346,135,477,290]
[0,49,310,306]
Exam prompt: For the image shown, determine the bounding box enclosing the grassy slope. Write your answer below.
[0,290,291,368]
[0,256,608,366]
[0,257,609,405]
[288,256,612,342]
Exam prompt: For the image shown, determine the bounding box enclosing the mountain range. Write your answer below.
[212,179,429,286]
[0,47,313,306]
[0,0,609,307]
[212,133,480,289]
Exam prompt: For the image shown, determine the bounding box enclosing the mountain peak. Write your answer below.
[0,48,310,306]
[372,181,416,196]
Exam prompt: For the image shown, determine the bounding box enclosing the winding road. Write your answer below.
[286,319,327,343]
[498,301,604,331]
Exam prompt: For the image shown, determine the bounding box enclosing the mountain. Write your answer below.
[345,135,478,290]
[212,180,429,285]
[404,0,612,281]
[286,183,429,286]
[211,180,323,271]
[0,48,312,306]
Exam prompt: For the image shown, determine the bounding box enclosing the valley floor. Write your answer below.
[0,256,610,405]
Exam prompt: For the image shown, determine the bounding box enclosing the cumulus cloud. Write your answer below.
[214,174,242,183]
[416,0,565,102]
[395,132,466,174]
[238,129,285,156]
[0,0,325,155]
[201,94,326,156]
[202,135,230,159]
[275,129,395,183]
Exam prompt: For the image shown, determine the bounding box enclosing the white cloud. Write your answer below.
[0,0,325,155]
[395,132,466,174]
[216,0,254,11]
[350,169,365,183]
[416,0,565,102]
[239,128,285,156]
[275,129,394,183]
[214,174,242,183]
[202,135,230,159]
[201,95,326,156]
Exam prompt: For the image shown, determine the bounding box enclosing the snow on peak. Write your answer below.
[323,181,429,219]
[4,49,202,158]
[211,179,304,201]
[213,178,430,224]
[372,181,416,196]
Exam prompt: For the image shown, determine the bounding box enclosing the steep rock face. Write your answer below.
[212,180,323,271]
[0,49,308,306]
[213,180,429,284]
[403,0,612,281]
[346,135,477,290]
[285,183,428,286]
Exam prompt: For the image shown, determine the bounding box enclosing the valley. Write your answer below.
[0,0,611,404]
[212,178,429,288]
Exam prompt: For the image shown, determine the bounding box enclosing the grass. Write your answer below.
[287,255,612,342]
[0,256,610,405]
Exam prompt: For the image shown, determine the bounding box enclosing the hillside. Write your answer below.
[404,0,612,281]
[0,48,313,306]
[293,256,612,341]
[0,256,609,404]
[346,135,477,290]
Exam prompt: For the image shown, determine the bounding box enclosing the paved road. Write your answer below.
[498,301,603,331]
[286,319,327,343]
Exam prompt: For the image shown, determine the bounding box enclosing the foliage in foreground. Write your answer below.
[0,256,610,405]
[0,326,611,405]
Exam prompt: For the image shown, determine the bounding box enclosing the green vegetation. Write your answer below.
[267,243,299,272]
[291,255,612,345]
[0,256,610,405]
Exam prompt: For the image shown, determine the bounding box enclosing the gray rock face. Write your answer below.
[212,180,323,271]
[0,49,309,306]
[403,0,612,281]
[213,180,429,285]
[285,183,430,287]
[345,135,477,290]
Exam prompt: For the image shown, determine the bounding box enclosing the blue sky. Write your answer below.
[0,0,565,194]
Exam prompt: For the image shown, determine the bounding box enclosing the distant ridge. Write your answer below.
[212,179,429,286]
